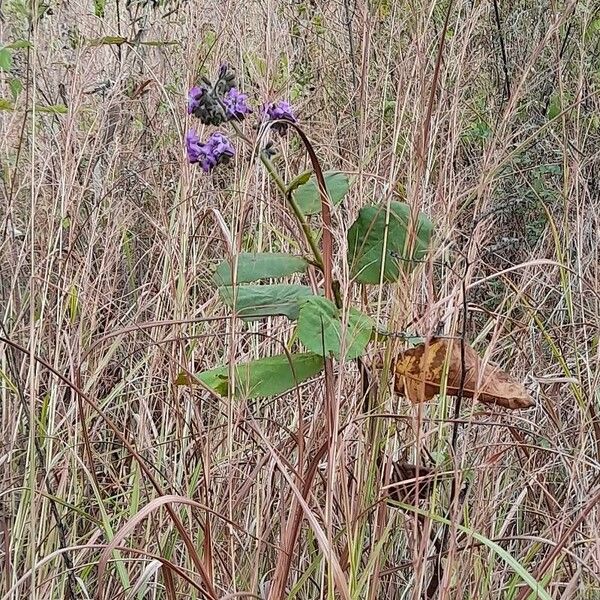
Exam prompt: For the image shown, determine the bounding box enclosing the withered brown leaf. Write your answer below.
[386,461,437,503]
[393,337,535,410]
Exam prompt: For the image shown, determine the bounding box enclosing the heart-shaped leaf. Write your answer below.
[176,352,324,398]
[213,253,308,286]
[219,284,314,321]
[297,296,374,360]
[347,201,433,284]
[292,171,350,215]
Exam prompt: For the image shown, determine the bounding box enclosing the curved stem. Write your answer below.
[229,121,326,273]
[261,153,326,271]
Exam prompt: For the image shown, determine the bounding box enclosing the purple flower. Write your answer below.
[223,87,252,121]
[187,86,206,115]
[263,100,297,134]
[186,129,235,173]
[206,132,235,162]
[186,129,204,163]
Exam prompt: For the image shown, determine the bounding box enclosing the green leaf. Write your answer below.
[35,104,68,114]
[292,171,350,215]
[547,95,561,121]
[140,40,179,47]
[0,99,66,113]
[0,99,14,111]
[286,171,311,195]
[94,0,106,17]
[0,48,13,71]
[6,40,33,49]
[177,352,324,398]
[9,78,23,99]
[213,253,308,285]
[88,36,128,47]
[347,201,433,284]
[219,284,314,321]
[297,297,374,360]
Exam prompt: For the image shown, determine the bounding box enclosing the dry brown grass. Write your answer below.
[1,0,599,598]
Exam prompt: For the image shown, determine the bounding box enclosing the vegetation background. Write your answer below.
[1,0,599,598]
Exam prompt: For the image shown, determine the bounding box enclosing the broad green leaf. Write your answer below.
[297,296,374,360]
[0,48,13,71]
[177,352,324,398]
[219,284,314,321]
[176,368,229,394]
[292,171,350,215]
[347,201,433,284]
[213,253,308,286]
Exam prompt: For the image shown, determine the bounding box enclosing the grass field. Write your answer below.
[1,0,599,598]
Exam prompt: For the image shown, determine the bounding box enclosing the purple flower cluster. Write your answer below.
[223,87,252,121]
[186,130,235,173]
[186,64,299,173]
[263,100,297,134]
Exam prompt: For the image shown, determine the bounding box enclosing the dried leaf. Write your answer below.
[386,462,437,503]
[393,337,535,410]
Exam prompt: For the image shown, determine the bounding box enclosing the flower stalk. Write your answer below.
[186,65,326,277]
